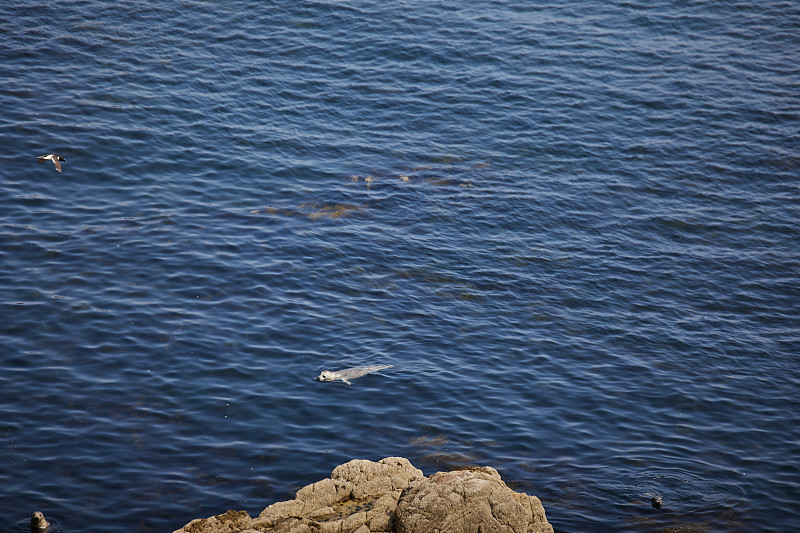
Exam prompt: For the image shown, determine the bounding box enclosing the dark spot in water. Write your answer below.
[651,494,663,509]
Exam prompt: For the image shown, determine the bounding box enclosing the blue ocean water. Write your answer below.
[1,1,798,531]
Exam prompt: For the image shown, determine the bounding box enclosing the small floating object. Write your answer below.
[316,365,393,385]
[36,154,66,172]
[30,511,50,531]
[651,494,663,508]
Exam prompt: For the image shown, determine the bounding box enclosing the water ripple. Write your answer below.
[2,0,799,532]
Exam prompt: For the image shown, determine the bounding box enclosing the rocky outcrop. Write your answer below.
[394,467,552,533]
[173,457,553,533]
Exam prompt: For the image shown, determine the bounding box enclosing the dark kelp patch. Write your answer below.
[250,201,365,220]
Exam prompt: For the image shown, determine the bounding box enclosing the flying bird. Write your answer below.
[37,153,66,172]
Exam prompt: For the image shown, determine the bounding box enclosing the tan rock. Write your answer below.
[173,457,552,533]
[332,457,423,500]
[177,509,253,533]
[394,467,553,533]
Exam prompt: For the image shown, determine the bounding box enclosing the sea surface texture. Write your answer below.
[1,1,798,531]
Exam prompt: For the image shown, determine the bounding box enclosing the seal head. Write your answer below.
[651,494,663,509]
[30,511,50,531]
[316,371,337,382]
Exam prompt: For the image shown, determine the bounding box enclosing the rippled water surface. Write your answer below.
[1,1,798,531]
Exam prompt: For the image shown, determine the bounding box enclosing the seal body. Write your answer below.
[30,511,50,531]
[316,364,393,385]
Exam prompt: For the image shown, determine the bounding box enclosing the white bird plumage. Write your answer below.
[37,154,66,172]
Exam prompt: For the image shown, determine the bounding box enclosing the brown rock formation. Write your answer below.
[394,467,553,533]
[173,457,553,533]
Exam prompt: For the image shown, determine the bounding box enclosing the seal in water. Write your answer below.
[316,365,393,385]
[37,154,66,172]
[30,511,50,531]
[651,494,663,508]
